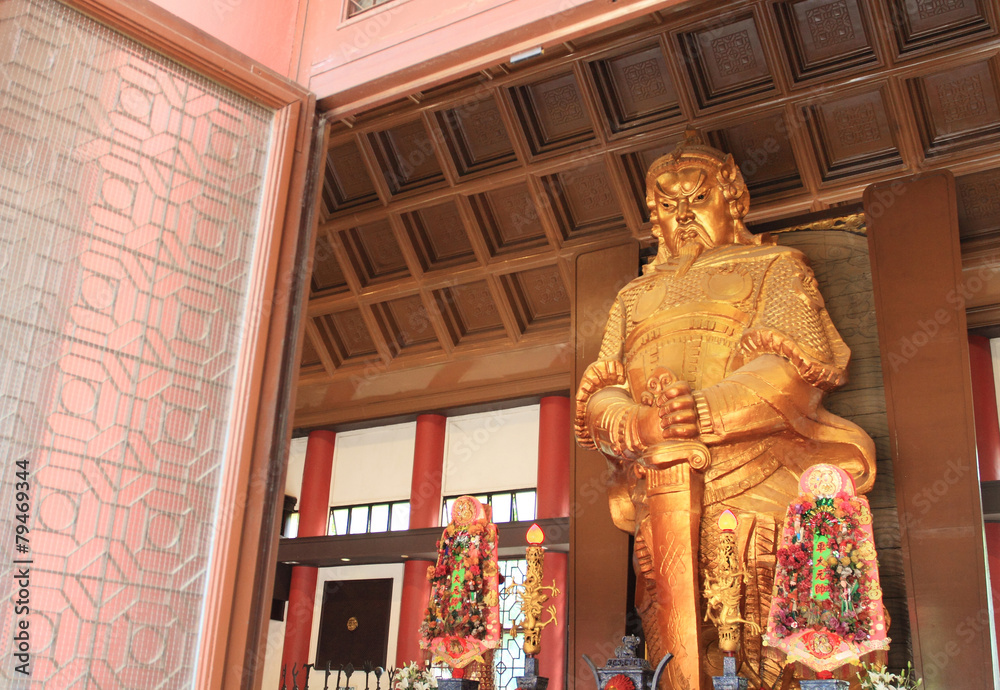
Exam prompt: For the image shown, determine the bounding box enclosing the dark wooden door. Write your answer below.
[316,578,395,669]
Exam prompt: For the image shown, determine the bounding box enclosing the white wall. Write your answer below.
[443,405,539,495]
[283,422,417,510]
[331,422,417,506]
[309,564,405,688]
[260,563,404,688]
[262,617,286,690]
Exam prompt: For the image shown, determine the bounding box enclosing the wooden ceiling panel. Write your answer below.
[339,219,410,287]
[310,233,350,295]
[676,11,776,111]
[888,0,995,58]
[588,40,684,136]
[508,70,596,157]
[773,0,879,84]
[708,115,803,198]
[433,279,507,346]
[314,309,379,366]
[303,0,1000,417]
[956,167,1000,240]
[468,182,549,258]
[804,86,904,182]
[435,95,518,178]
[300,330,322,368]
[399,200,477,272]
[372,295,441,357]
[368,118,447,196]
[908,58,1000,158]
[500,264,571,335]
[541,161,628,242]
[322,139,381,217]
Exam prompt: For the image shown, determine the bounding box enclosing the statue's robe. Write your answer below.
[576,243,874,687]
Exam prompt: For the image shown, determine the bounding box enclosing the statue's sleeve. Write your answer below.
[574,296,630,451]
[740,250,850,391]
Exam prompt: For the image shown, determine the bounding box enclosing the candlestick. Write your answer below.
[703,511,760,655]
[508,523,560,657]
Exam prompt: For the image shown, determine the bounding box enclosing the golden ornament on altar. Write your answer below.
[574,130,876,689]
[506,523,560,657]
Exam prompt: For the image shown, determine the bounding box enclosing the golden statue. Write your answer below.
[574,132,875,689]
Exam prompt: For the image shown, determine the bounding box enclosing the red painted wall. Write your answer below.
[298,0,689,114]
[148,0,302,78]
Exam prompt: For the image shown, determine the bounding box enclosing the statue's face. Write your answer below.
[651,163,738,256]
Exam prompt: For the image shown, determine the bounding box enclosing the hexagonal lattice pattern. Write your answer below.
[0,0,271,685]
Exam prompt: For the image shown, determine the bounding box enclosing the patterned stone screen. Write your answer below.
[0,0,273,686]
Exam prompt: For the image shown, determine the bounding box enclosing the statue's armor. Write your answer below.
[599,244,846,397]
[577,243,873,687]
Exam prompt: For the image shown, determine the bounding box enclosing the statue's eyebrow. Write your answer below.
[655,170,707,199]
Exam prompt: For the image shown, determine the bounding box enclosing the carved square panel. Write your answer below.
[499,265,570,335]
[677,13,775,110]
[956,168,1000,239]
[339,219,410,287]
[322,139,380,217]
[908,59,1000,157]
[468,182,549,258]
[399,200,476,272]
[372,295,440,357]
[310,233,350,294]
[314,309,378,367]
[889,0,994,57]
[433,280,505,346]
[589,42,683,134]
[621,139,682,223]
[541,161,626,241]
[368,118,446,196]
[774,0,878,83]
[508,70,596,157]
[804,88,903,181]
[708,115,803,198]
[435,95,518,177]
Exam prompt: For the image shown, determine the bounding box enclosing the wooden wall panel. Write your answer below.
[865,172,993,690]
[570,241,637,690]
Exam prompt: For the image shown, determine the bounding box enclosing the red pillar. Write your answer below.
[970,335,1000,661]
[537,396,570,690]
[970,335,1000,482]
[281,430,336,675]
[396,414,447,666]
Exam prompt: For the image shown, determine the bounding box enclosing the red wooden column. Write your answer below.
[970,335,1000,482]
[969,335,1000,659]
[396,414,447,666]
[865,174,993,689]
[281,430,336,675]
[537,396,570,690]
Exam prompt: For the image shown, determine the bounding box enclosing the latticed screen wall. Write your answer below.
[0,0,273,686]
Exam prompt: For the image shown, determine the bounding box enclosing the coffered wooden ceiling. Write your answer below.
[297,0,1000,428]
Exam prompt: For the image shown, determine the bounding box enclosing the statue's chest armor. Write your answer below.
[621,261,764,391]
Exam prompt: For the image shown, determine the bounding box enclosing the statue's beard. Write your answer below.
[675,240,703,276]
[672,225,707,276]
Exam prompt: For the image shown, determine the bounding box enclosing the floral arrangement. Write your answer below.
[420,519,497,640]
[857,661,922,690]
[769,492,874,642]
[392,662,438,690]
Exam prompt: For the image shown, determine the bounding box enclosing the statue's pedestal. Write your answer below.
[516,658,549,690]
[439,679,479,690]
[800,681,849,690]
[711,655,748,690]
